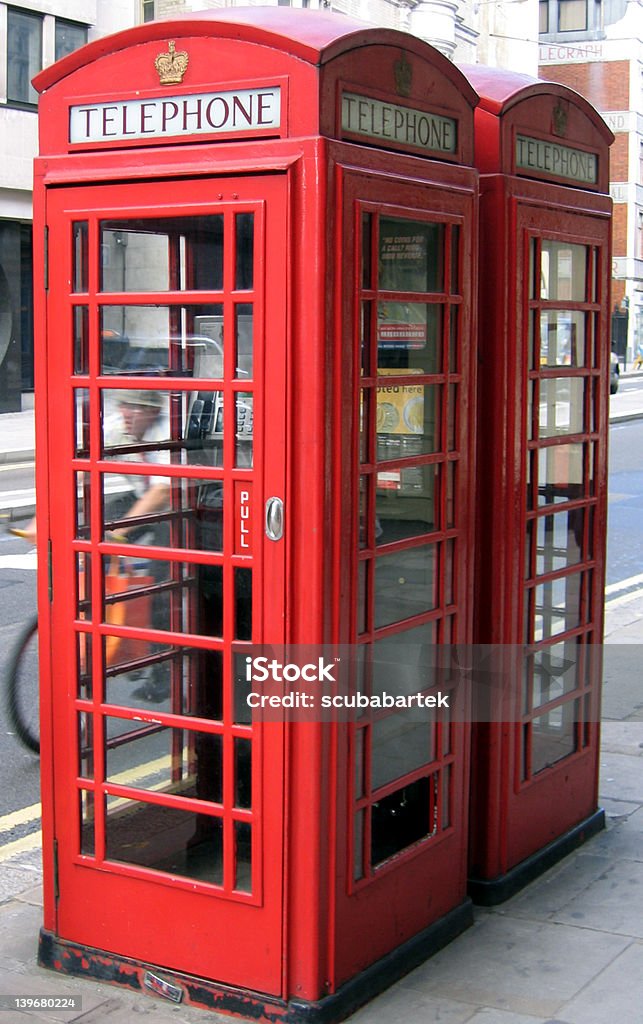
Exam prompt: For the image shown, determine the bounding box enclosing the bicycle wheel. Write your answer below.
[6,616,40,755]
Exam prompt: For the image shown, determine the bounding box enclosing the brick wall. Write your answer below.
[609,134,630,181]
[539,61,630,110]
[611,280,626,309]
[612,204,627,257]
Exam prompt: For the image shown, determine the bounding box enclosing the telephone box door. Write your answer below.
[42,175,287,993]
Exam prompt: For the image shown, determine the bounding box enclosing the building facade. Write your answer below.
[0,0,539,410]
[538,0,643,362]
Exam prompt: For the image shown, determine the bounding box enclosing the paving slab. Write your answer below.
[552,859,643,937]
[490,853,611,922]
[0,964,109,1022]
[556,941,643,1024]
[399,914,630,1018]
[347,980,476,1024]
[581,806,643,861]
[599,720,643,755]
[600,752,643,803]
[0,866,43,905]
[599,797,642,820]
[465,1011,555,1024]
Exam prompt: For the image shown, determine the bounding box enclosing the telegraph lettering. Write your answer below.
[515,134,598,185]
[70,87,281,144]
[342,92,457,155]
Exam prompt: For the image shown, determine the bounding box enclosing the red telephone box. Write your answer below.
[459,66,613,903]
[32,11,479,1018]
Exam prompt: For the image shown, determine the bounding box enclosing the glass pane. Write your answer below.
[7,10,41,105]
[234,737,252,808]
[531,702,578,774]
[527,640,581,710]
[361,303,373,376]
[374,544,437,628]
[105,797,223,885]
[102,473,222,551]
[377,303,442,374]
[76,552,92,620]
[362,213,372,290]
[235,304,253,378]
[235,568,252,641]
[78,713,94,779]
[233,651,253,725]
[105,647,223,718]
[80,791,95,856]
[372,621,437,697]
[235,213,254,290]
[376,383,440,461]
[75,471,91,540]
[375,464,437,545]
[540,242,587,300]
[534,509,584,574]
[74,389,91,458]
[99,304,224,377]
[449,306,458,373]
[360,390,371,464]
[103,555,223,639]
[105,720,223,804]
[235,393,254,468]
[450,225,460,294]
[558,0,587,31]
[74,307,89,375]
[539,378,585,437]
[537,444,584,506]
[354,727,365,799]
[235,822,252,892]
[371,776,432,867]
[77,633,92,699]
[72,223,89,293]
[353,810,364,881]
[378,218,444,292]
[372,710,433,790]
[534,573,583,641]
[446,461,455,528]
[357,560,368,635]
[540,310,586,367]
[55,19,87,60]
[101,387,228,468]
[100,215,223,292]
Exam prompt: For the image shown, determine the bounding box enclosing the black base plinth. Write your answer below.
[39,898,473,1022]
[468,808,605,907]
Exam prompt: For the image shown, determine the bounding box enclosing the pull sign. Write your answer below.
[265,497,284,542]
[235,482,253,555]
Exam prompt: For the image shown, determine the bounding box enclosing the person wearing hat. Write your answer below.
[105,389,171,541]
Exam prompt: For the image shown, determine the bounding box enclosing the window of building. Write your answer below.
[142,0,156,22]
[539,0,549,31]
[55,20,88,61]
[7,8,42,105]
[558,0,587,30]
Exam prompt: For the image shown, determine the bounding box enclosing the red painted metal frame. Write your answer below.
[464,65,612,896]
[42,175,287,992]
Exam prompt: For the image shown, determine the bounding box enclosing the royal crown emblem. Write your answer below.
[552,100,568,138]
[394,53,413,98]
[154,40,189,86]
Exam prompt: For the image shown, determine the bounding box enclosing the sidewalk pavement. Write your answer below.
[0,379,642,1022]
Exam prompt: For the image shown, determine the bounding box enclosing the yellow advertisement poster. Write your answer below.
[376,368,424,437]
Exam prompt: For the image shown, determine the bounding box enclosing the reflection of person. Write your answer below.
[105,390,170,540]
[19,390,170,545]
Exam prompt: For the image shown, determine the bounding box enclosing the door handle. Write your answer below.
[265,497,284,541]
